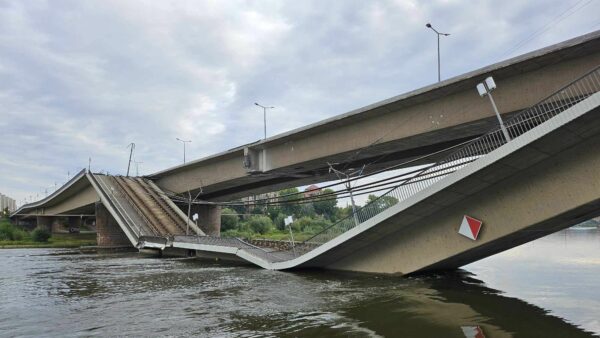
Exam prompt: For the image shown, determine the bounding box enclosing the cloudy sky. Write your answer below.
[1,0,599,205]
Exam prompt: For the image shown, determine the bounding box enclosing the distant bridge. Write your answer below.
[11,31,600,275]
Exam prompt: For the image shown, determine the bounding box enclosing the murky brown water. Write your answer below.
[1,229,598,337]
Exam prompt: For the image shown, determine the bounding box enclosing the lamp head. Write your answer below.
[476,83,487,97]
[426,23,432,28]
[484,76,496,91]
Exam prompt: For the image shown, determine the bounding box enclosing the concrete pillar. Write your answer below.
[95,203,132,247]
[193,204,221,236]
[36,216,53,232]
[51,219,62,233]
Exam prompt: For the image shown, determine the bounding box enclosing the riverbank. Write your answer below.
[0,217,96,248]
[0,232,97,248]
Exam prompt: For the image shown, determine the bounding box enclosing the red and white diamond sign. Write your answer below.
[458,215,483,240]
[461,326,486,338]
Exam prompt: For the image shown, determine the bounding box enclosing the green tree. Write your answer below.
[247,215,274,234]
[266,205,281,220]
[300,203,316,218]
[278,188,301,217]
[335,205,353,220]
[274,213,287,231]
[221,208,239,231]
[250,207,263,215]
[313,188,338,220]
[366,194,399,212]
[229,200,246,216]
[292,216,331,233]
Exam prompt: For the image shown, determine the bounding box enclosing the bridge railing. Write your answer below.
[259,66,600,261]
[109,176,161,237]
[92,174,147,239]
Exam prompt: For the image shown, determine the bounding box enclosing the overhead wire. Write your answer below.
[502,0,596,58]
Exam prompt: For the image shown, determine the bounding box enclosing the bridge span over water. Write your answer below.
[11,32,600,275]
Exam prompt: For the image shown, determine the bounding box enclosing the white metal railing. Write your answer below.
[109,177,161,237]
[92,174,146,238]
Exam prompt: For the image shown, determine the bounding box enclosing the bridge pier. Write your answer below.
[193,204,221,236]
[95,203,132,247]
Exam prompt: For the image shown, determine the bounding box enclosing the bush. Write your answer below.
[12,228,26,241]
[274,213,287,231]
[292,216,331,233]
[31,227,51,242]
[246,215,273,234]
[0,222,15,241]
[221,208,239,231]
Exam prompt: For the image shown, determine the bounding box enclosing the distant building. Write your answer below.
[241,191,279,211]
[0,193,17,213]
[304,184,321,198]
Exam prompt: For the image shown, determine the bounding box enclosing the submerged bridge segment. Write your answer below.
[10,31,600,275]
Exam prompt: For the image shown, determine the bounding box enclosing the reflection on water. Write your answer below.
[0,229,598,337]
[465,228,600,336]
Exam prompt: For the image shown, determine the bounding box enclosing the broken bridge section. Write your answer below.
[88,174,204,248]
[170,67,600,274]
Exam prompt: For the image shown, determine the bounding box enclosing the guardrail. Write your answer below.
[109,176,160,237]
[92,174,146,238]
[263,66,600,260]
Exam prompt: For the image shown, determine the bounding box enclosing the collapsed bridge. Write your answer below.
[11,32,600,274]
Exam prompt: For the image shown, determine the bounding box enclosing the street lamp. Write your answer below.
[176,138,191,164]
[126,142,135,177]
[426,23,450,82]
[255,102,274,139]
[477,76,511,142]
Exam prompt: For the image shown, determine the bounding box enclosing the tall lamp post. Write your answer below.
[254,102,274,139]
[176,138,191,164]
[126,142,135,177]
[477,76,511,142]
[426,23,450,82]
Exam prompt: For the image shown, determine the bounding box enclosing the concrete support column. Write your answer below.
[194,204,221,236]
[35,216,54,232]
[95,203,132,247]
[51,218,62,233]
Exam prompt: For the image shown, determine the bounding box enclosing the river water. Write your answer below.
[0,229,598,338]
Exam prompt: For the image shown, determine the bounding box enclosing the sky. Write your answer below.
[1,0,599,205]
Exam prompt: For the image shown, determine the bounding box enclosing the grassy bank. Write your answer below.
[222,228,317,242]
[0,217,96,248]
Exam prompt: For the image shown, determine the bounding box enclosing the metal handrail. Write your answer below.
[93,174,145,238]
[110,176,161,237]
[261,66,600,260]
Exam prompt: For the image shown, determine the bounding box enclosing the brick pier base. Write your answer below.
[95,203,132,247]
